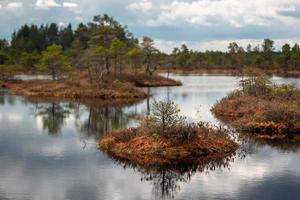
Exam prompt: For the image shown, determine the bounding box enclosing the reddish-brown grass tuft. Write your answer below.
[99,127,238,166]
[212,81,300,139]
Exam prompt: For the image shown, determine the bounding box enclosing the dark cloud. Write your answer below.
[278,10,300,18]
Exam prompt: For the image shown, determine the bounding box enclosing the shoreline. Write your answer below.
[212,79,300,140]
[159,67,300,77]
[0,72,182,105]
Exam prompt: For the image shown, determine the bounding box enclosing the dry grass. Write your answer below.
[99,123,238,165]
[3,70,182,103]
[4,70,149,101]
[10,80,147,100]
[212,81,300,138]
[122,73,182,87]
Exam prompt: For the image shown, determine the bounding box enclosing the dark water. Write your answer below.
[0,74,300,200]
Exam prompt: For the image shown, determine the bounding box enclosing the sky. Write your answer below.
[0,0,300,52]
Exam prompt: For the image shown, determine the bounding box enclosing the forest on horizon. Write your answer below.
[1,14,300,80]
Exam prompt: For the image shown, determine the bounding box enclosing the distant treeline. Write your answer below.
[1,14,300,80]
[172,41,300,68]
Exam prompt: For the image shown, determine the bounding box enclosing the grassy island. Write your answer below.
[1,69,182,104]
[100,101,238,165]
[212,76,300,140]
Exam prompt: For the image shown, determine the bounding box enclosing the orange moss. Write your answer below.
[9,80,147,100]
[3,70,149,102]
[248,121,287,134]
[99,129,238,165]
[0,81,8,88]
[2,70,182,104]
[255,134,286,140]
[212,87,300,139]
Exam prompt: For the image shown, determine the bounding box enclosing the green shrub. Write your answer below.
[0,64,15,81]
[239,76,271,96]
[114,79,121,84]
[68,73,81,86]
[271,84,300,99]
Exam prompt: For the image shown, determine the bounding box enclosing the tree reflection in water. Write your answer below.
[34,102,72,135]
[107,152,238,200]
[32,100,139,138]
[0,89,16,106]
[0,90,5,105]
[79,106,138,139]
[238,131,300,153]
[217,118,300,154]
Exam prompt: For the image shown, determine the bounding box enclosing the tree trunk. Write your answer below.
[114,56,117,78]
[105,56,110,75]
[119,56,122,76]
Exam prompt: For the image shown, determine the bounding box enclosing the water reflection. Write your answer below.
[0,90,16,106]
[0,74,300,200]
[31,100,140,138]
[238,131,300,153]
[214,109,300,153]
[109,152,237,200]
[79,106,138,139]
[34,103,72,135]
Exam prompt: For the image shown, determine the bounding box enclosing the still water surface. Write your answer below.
[0,74,300,200]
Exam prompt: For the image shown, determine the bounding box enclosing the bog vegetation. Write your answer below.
[0,14,183,101]
[212,75,300,139]
[1,14,300,82]
[100,101,238,165]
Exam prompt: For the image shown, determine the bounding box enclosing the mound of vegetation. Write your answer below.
[212,76,300,139]
[100,101,238,165]
[123,73,182,87]
[8,70,147,101]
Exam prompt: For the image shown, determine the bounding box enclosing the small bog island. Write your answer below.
[212,75,300,140]
[100,101,238,165]
[2,70,181,104]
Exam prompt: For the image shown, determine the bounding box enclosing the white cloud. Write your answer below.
[62,2,78,8]
[35,0,60,9]
[148,0,300,27]
[127,0,153,12]
[75,16,83,22]
[6,2,23,10]
[154,38,300,53]
[7,112,23,122]
[59,22,65,27]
